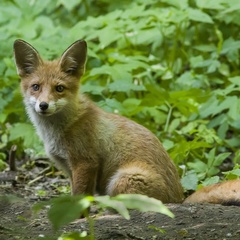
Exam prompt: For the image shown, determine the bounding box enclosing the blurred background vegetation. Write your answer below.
[1,0,240,190]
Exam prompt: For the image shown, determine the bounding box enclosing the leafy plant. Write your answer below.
[33,194,173,239]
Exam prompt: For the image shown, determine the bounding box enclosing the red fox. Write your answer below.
[13,39,240,206]
[13,39,183,203]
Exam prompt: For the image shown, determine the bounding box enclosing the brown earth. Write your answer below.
[0,159,240,240]
[1,180,240,240]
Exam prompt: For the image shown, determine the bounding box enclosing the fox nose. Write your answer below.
[39,102,49,111]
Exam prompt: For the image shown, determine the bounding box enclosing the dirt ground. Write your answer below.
[1,169,240,240]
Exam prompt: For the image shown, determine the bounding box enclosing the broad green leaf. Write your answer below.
[162,139,174,151]
[99,27,121,48]
[0,159,7,171]
[225,137,240,148]
[217,121,228,139]
[218,63,230,76]
[168,118,181,132]
[57,0,81,11]
[214,152,231,166]
[199,96,219,118]
[201,176,220,186]
[223,168,240,179]
[108,79,146,92]
[161,0,188,9]
[8,123,41,149]
[81,82,105,95]
[46,195,93,230]
[228,76,240,85]
[207,60,220,73]
[221,2,240,14]
[130,28,163,47]
[0,113,7,123]
[113,194,174,218]
[122,98,142,114]
[187,160,208,174]
[95,195,130,220]
[142,107,167,125]
[181,171,198,190]
[196,0,225,10]
[90,65,132,82]
[221,37,240,54]
[188,8,213,23]
[207,167,220,177]
[99,98,125,113]
[194,44,217,52]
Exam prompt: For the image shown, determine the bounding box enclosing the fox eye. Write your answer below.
[56,85,64,92]
[32,84,40,91]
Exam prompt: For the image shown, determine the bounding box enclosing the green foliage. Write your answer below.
[0,159,8,171]
[33,194,173,238]
[1,0,240,189]
[187,148,231,179]
[223,164,240,180]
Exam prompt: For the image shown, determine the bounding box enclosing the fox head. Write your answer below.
[13,40,87,116]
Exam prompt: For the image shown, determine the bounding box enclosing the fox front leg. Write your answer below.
[70,162,98,196]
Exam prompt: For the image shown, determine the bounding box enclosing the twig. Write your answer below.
[28,175,45,185]
[38,166,51,176]
[8,145,17,171]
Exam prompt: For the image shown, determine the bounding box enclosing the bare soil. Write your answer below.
[1,166,240,240]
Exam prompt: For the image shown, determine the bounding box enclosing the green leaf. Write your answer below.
[57,0,81,11]
[130,28,163,47]
[194,44,217,52]
[42,195,93,230]
[214,152,231,166]
[0,159,7,171]
[99,27,122,48]
[221,37,240,54]
[108,79,146,92]
[188,8,213,23]
[202,176,220,186]
[99,98,125,113]
[8,123,41,148]
[81,82,105,95]
[187,159,208,174]
[223,167,240,180]
[142,107,167,125]
[95,195,130,220]
[181,171,198,190]
[217,121,228,139]
[122,98,141,111]
[218,63,230,76]
[228,76,240,86]
[113,194,174,218]
[89,64,132,81]
[161,0,188,9]
[196,0,225,10]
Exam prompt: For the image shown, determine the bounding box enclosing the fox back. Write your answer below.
[14,39,184,203]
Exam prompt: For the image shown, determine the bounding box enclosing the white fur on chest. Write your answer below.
[41,126,67,159]
[28,107,68,160]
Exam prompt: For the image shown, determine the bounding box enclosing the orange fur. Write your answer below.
[184,180,240,205]
[13,39,184,203]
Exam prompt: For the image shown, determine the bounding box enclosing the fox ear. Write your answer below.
[13,40,42,77]
[60,40,87,78]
